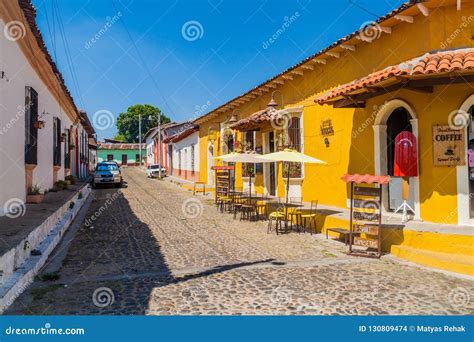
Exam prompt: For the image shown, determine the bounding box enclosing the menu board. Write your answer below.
[349,184,382,258]
[432,125,465,166]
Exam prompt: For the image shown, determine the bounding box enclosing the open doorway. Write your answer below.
[386,107,415,212]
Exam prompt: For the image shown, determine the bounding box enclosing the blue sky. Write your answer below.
[32,0,405,139]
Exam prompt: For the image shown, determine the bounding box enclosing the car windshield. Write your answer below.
[96,164,118,171]
[151,165,162,170]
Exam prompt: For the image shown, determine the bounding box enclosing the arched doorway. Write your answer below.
[207,143,214,186]
[456,94,474,225]
[373,99,420,219]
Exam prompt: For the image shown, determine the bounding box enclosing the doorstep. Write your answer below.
[0,182,92,312]
[311,203,474,276]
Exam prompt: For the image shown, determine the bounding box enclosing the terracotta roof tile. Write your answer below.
[229,107,277,131]
[315,48,474,104]
[341,174,390,185]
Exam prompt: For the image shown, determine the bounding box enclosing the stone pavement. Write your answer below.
[6,167,473,315]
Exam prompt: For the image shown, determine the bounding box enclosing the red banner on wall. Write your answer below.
[394,131,418,177]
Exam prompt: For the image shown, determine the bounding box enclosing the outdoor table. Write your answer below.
[281,203,304,231]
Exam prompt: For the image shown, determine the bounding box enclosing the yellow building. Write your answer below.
[193,0,474,275]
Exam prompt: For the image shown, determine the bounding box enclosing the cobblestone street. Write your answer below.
[8,167,473,315]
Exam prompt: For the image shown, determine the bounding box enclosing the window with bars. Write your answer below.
[64,129,70,168]
[242,131,256,177]
[25,86,38,165]
[53,117,61,166]
[283,116,302,178]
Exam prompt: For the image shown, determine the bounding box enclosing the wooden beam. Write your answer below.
[394,15,414,23]
[341,45,356,51]
[273,79,285,85]
[282,75,293,80]
[291,69,304,76]
[312,58,326,65]
[333,98,366,108]
[301,65,314,70]
[326,51,340,58]
[379,26,392,34]
[416,3,429,16]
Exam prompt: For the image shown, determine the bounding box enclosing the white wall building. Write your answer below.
[169,127,199,182]
[0,0,93,215]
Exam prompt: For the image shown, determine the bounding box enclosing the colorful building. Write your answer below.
[192,0,474,274]
[97,143,145,166]
[166,125,200,182]
[0,0,94,215]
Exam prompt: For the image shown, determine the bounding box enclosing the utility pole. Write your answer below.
[138,113,142,166]
[158,110,162,179]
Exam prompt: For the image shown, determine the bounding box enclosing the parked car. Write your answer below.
[146,164,167,178]
[92,162,123,188]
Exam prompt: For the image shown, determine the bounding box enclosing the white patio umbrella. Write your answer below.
[256,149,326,204]
[215,152,271,198]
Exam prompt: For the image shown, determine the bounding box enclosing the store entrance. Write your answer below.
[386,107,414,211]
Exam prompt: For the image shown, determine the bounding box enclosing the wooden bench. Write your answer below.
[326,228,354,246]
[193,182,206,195]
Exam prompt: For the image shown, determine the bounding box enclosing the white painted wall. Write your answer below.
[145,135,155,166]
[0,19,82,215]
[171,131,199,172]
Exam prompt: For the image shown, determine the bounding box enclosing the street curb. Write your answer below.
[0,184,92,313]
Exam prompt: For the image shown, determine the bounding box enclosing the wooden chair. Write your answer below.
[287,197,303,232]
[300,200,318,234]
[267,199,286,235]
[193,182,206,195]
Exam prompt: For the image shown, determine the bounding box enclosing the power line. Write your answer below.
[348,0,381,19]
[52,0,86,110]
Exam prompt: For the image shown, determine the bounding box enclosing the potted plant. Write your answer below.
[26,184,44,204]
[33,120,45,129]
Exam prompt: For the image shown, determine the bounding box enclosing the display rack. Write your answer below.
[212,165,234,203]
[341,174,390,259]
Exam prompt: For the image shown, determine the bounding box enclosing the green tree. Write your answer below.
[113,133,126,142]
[116,104,171,143]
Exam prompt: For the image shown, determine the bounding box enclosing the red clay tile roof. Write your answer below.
[167,125,199,143]
[229,107,277,131]
[315,48,474,104]
[98,143,145,150]
[193,0,422,124]
[341,174,390,185]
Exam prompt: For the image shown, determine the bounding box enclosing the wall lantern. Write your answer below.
[324,137,330,148]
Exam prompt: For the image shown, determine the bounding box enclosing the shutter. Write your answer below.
[25,87,38,164]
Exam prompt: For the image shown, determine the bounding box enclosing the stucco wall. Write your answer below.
[0,19,79,214]
[197,3,474,224]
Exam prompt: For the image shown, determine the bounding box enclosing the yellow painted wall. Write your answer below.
[197,2,474,224]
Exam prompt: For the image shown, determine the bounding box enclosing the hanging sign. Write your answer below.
[394,131,418,176]
[432,126,465,166]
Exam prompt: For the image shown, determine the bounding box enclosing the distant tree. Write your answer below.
[113,133,127,142]
[116,104,171,143]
